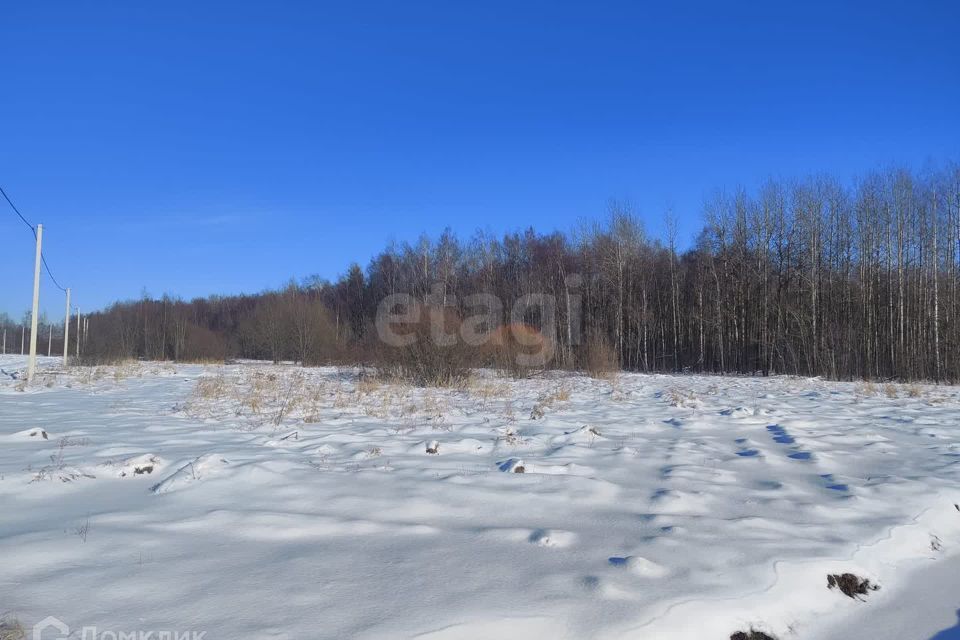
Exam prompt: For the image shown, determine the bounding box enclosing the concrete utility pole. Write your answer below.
[75,307,81,358]
[27,224,43,382]
[21,327,25,355]
[63,288,71,366]
[47,325,52,356]
[2,328,5,355]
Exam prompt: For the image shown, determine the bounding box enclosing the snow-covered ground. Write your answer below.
[2,355,959,639]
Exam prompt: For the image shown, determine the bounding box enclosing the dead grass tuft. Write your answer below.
[194,375,227,400]
[529,384,573,419]
[854,381,877,397]
[497,426,524,447]
[356,376,382,396]
[665,387,699,408]
[500,399,517,423]
[467,378,512,404]
[0,616,25,640]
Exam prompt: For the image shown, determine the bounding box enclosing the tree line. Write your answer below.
[0,311,68,357]
[77,165,960,382]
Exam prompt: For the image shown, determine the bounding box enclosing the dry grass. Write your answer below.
[300,382,331,423]
[194,374,228,400]
[0,616,25,640]
[588,367,619,382]
[497,425,524,446]
[665,387,698,408]
[362,392,392,419]
[529,383,572,419]
[60,360,160,388]
[90,360,145,382]
[347,374,449,422]
[466,377,512,404]
[856,380,932,401]
[501,399,516,423]
[854,381,878,397]
[242,370,295,419]
[12,372,59,390]
[333,387,351,409]
[185,367,306,427]
[356,376,382,396]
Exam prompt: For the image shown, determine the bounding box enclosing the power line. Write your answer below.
[0,184,69,292]
[0,185,35,233]
[41,253,67,292]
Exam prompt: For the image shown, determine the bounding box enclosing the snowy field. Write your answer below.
[2,355,960,640]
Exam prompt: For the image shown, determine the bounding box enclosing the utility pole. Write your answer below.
[63,288,71,366]
[27,224,42,382]
[47,324,52,356]
[2,328,5,355]
[76,307,81,359]
[21,327,25,355]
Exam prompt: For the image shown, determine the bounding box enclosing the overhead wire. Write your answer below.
[0,184,69,292]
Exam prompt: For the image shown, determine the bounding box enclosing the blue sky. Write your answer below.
[2,1,958,321]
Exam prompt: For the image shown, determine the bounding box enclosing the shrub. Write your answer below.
[481,323,554,378]
[375,306,473,387]
[581,333,619,379]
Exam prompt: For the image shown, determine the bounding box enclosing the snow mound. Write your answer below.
[99,454,165,478]
[151,453,230,494]
[2,427,51,441]
[528,529,577,548]
[550,424,604,446]
[609,555,670,578]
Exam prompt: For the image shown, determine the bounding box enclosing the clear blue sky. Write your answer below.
[2,0,958,321]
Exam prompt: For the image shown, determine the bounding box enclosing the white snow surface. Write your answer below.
[2,356,959,639]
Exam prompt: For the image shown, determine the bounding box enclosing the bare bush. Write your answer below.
[582,334,619,379]
[375,306,473,387]
[481,323,554,378]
